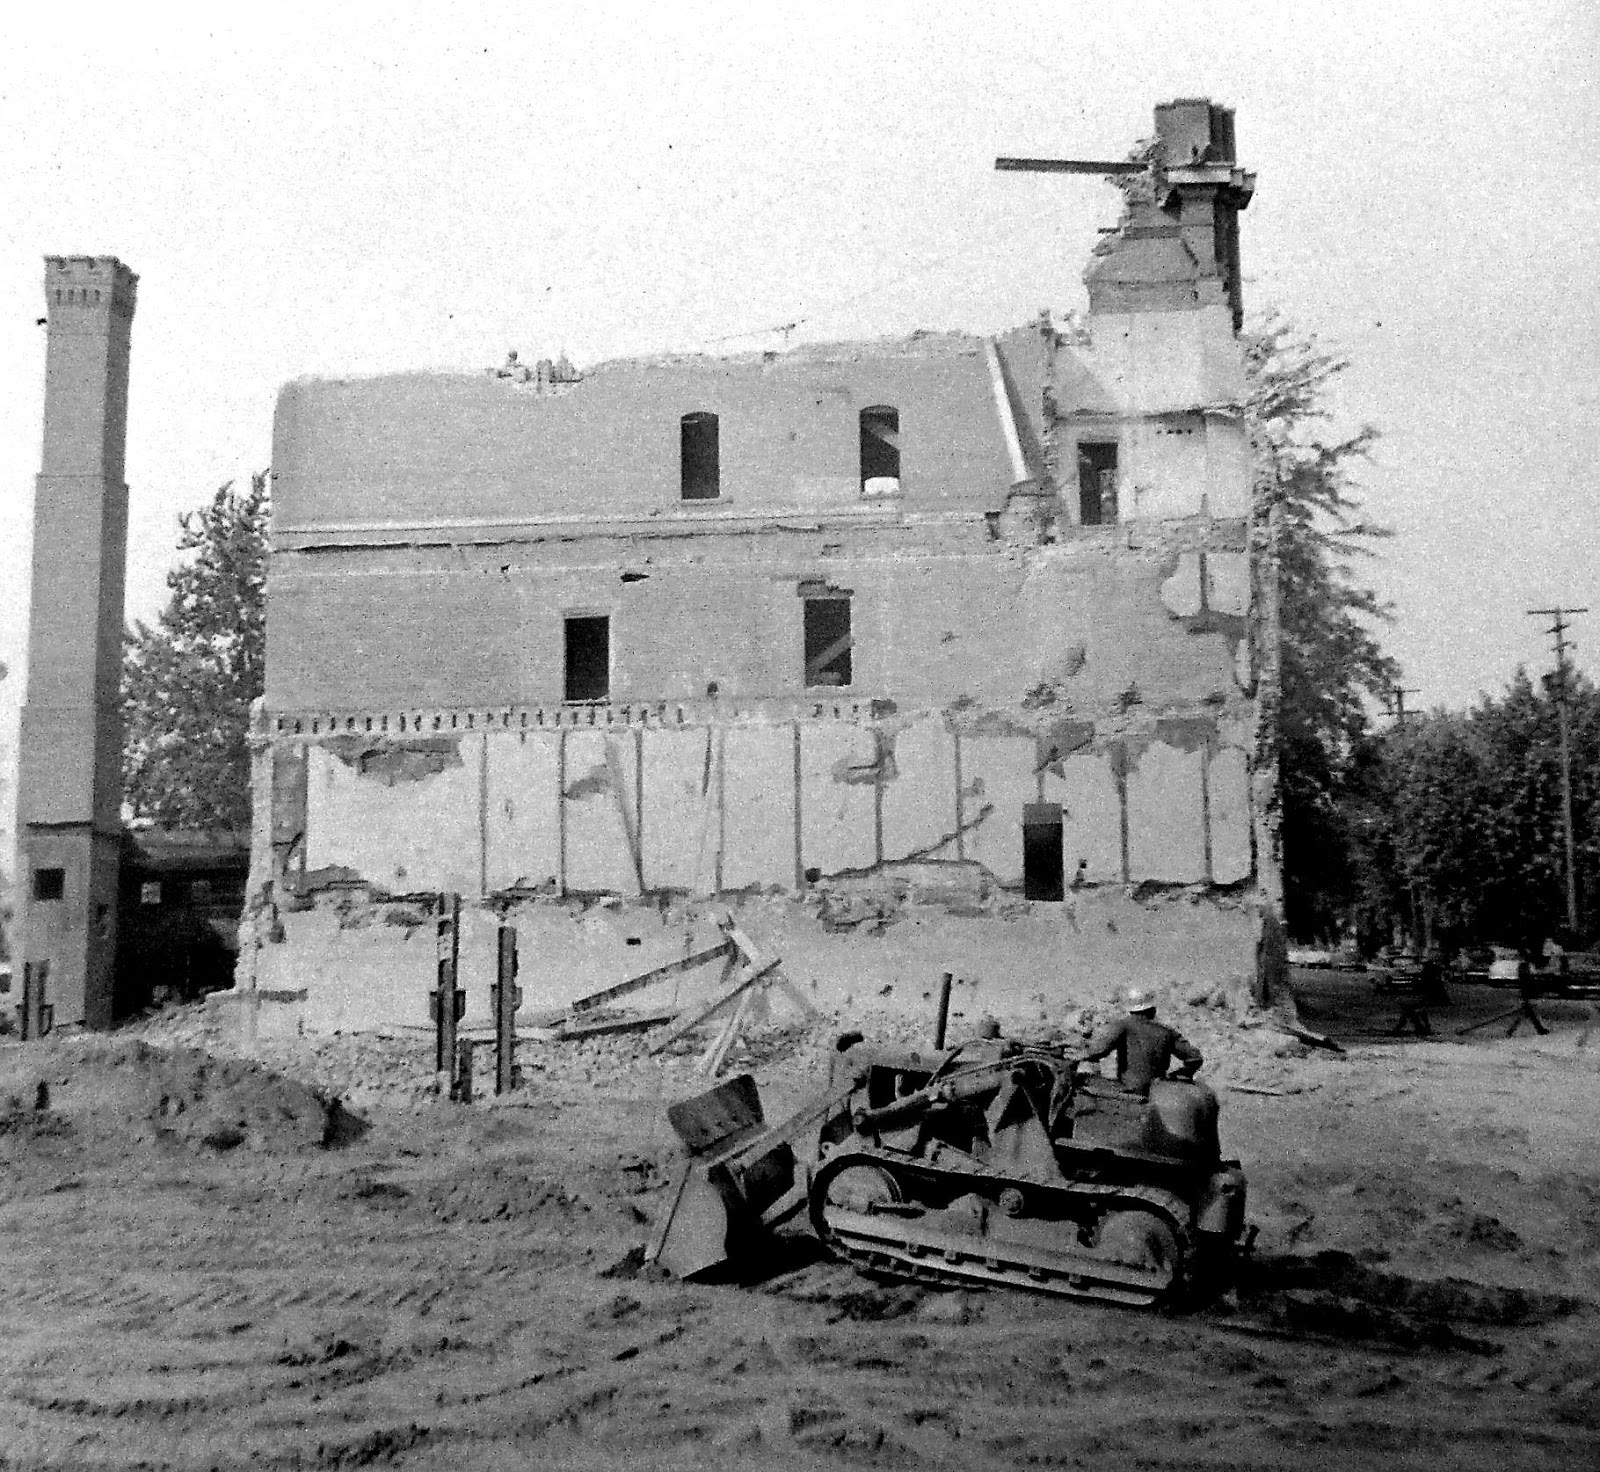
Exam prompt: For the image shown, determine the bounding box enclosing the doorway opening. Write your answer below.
[1022,802,1064,901]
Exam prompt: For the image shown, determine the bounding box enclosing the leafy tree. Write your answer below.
[1360,670,1600,951]
[122,473,269,829]
[1244,315,1399,939]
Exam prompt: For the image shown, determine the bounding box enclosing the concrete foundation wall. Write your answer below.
[245,886,1260,1041]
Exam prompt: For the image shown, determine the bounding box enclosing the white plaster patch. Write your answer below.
[1160,552,1204,618]
[1200,416,1252,517]
[801,723,878,874]
[484,732,560,892]
[722,725,795,889]
[563,731,640,894]
[1067,306,1245,416]
[1125,740,1206,883]
[1130,417,1211,520]
[305,741,480,896]
[269,907,435,1034]
[1050,752,1123,883]
[1234,636,1254,692]
[880,717,959,862]
[960,735,1035,886]
[1205,552,1249,616]
[1208,745,1252,884]
[642,728,718,893]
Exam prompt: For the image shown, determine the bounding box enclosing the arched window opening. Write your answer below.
[860,405,900,496]
[681,411,720,500]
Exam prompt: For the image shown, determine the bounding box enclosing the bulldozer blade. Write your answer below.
[649,1072,861,1280]
[666,1072,767,1154]
[648,1160,741,1280]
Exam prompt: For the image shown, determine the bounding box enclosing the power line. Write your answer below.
[694,251,964,351]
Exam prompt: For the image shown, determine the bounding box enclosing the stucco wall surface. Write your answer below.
[286,711,1250,898]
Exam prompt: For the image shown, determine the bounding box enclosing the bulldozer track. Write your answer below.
[809,1152,1193,1309]
[823,1210,1176,1307]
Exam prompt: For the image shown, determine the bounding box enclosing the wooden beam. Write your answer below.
[804,632,853,685]
[647,958,780,1054]
[566,940,734,1015]
[557,1008,678,1040]
[994,156,1144,175]
[722,918,820,1018]
[700,982,760,1077]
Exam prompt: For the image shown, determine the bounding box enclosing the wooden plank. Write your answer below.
[647,959,780,1055]
[567,941,733,1015]
[721,918,766,967]
[556,1008,678,1040]
[722,921,819,1020]
[701,982,759,1077]
[804,630,854,685]
[994,156,1144,175]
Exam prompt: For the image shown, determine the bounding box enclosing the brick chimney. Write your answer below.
[15,255,138,1032]
[1085,99,1255,331]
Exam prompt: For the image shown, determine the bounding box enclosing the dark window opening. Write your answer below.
[860,405,900,495]
[1078,442,1118,526]
[804,598,852,688]
[564,615,610,702]
[681,411,720,500]
[1022,804,1064,901]
[32,867,65,902]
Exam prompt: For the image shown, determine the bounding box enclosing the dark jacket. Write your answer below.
[1081,1013,1203,1097]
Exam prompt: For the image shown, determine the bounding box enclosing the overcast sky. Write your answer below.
[2,1,1596,838]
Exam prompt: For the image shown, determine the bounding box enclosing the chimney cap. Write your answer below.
[42,256,137,315]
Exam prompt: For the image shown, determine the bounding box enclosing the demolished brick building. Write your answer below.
[235,98,1280,1035]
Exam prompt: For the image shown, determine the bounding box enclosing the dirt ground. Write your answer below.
[2,975,1597,1470]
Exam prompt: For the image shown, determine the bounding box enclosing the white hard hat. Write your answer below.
[1125,987,1156,1015]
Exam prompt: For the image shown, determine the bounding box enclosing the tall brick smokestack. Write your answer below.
[15,256,138,1031]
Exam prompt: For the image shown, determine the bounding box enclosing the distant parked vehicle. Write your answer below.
[1486,947,1523,984]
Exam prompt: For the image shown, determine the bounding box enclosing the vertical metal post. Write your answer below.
[433,893,463,1087]
[933,971,954,1051]
[18,961,51,1040]
[492,922,522,1095]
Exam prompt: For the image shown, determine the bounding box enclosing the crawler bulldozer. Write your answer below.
[649,1035,1249,1308]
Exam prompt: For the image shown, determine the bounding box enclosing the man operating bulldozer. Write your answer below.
[1079,988,1204,1098]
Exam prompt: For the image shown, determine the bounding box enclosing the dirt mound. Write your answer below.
[0,1036,364,1167]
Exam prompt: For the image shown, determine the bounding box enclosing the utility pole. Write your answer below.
[1384,684,1425,945]
[1528,607,1588,937]
[1387,686,1421,725]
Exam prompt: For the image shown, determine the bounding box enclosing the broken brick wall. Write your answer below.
[241,247,1276,1026]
